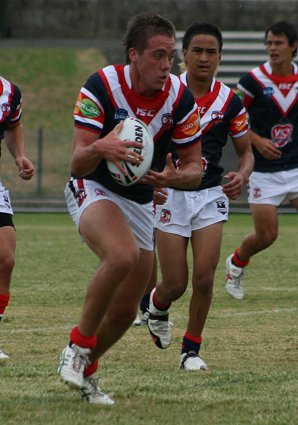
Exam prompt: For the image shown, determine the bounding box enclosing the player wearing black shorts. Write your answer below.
[0,76,34,359]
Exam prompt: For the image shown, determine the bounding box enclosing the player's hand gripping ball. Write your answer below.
[107,117,154,186]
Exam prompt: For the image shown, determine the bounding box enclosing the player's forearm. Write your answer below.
[248,129,266,149]
[171,162,202,189]
[238,151,255,182]
[4,123,26,160]
[71,144,104,177]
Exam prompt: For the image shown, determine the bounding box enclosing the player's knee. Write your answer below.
[164,279,187,301]
[259,230,278,249]
[108,246,140,276]
[0,251,15,275]
[192,274,213,298]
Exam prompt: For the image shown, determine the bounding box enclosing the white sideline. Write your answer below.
[1,308,298,333]
[261,287,298,292]
[0,324,72,334]
[219,307,298,318]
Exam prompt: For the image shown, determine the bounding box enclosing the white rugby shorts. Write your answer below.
[248,169,298,206]
[154,186,229,237]
[65,178,154,250]
[0,183,13,215]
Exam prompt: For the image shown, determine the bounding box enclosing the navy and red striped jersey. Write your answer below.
[73,65,201,203]
[180,72,248,190]
[0,76,22,143]
[236,61,298,172]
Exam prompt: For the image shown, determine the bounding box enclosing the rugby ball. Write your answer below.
[107,117,154,186]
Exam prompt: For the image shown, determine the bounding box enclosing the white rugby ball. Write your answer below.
[107,117,154,186]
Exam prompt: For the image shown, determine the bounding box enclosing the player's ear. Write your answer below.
[128,47,138,63]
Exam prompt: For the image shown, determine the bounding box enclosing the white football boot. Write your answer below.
[58,344,90,389]
[80,376,115,405]
[148,289,172,349]
[132,311,149,326]
[0,349,9,360]
[225,254,245,300]
[179,351,208,371]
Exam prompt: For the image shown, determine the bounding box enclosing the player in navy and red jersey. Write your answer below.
[58,12,202,404]
[226,21,298,300]
[0,76,34,360]
[146,23,254,370]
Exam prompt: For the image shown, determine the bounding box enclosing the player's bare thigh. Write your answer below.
[79,199,139,263]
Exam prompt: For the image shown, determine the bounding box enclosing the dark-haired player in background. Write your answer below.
[226,21,298,300]
[147,22,253,370]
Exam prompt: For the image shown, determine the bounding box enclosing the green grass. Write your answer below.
[0,213,297,425]
[0,47,106,196]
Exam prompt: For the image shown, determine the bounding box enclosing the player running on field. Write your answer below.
[0,76,34,360]
[225,21,298,300]
[58,12,202,404]
[146,22,254,370]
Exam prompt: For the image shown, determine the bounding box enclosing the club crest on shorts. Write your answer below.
[216,201,227,215]
[159,208,171,224]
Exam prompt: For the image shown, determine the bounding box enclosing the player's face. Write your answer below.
[183,34,221,82]
[265,32,297,66]
[129,34,176,97]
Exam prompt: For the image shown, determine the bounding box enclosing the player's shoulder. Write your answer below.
[169,72,189,90]
[0,75,21,102]
[215,78,233,94]
[0,75,19,91]
[82,66,117,96]
[239,63,264,84]
[213,78,240,102]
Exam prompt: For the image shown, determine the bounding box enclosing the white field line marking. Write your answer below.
[0,324,72,334]
[261,287,298,292]
[1,307,298,334]
[219,307,298,318]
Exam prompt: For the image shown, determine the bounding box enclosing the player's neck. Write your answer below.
[270,61,293,77]
[129,65,160,98]
[186,72,212,98]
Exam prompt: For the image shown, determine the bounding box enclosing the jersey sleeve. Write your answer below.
[229,92,249,138]
[73,72,105,134]
[236,72,255,109]
[8,84,22,125]
[172,85,201,149]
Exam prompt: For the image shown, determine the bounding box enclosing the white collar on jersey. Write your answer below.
[264,60,298,75]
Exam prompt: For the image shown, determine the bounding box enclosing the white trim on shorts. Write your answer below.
[154,186,229,238]
[65,178,154,251]
[248,169,298,206]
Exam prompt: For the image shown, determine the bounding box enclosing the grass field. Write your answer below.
[0,213,297,425]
